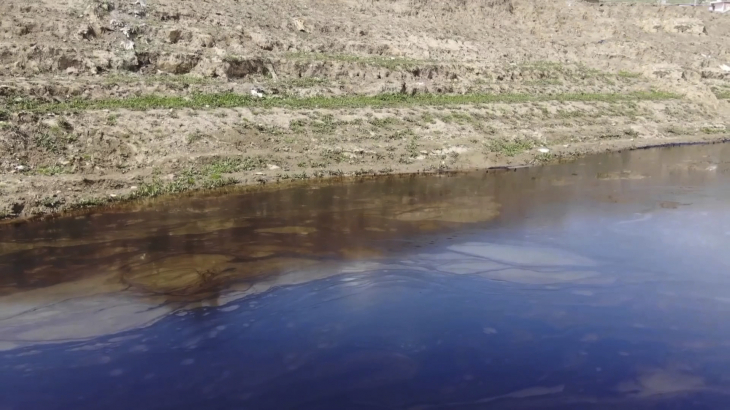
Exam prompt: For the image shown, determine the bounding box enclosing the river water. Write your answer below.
[1,144,729,409]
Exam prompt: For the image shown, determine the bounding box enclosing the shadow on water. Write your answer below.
[1,143,730,409]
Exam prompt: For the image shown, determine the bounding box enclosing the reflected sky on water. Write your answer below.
[1,144,730,409]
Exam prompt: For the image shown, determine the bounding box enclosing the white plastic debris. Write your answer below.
[250,89,264,98]
[121,40,135,50]
[709,2,730,13]
[538,148,551,153]
[720,64,730,72]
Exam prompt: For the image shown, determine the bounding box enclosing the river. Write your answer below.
[1,143,729,409]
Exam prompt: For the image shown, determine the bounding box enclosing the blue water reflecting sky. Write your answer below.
[1,144,730,409]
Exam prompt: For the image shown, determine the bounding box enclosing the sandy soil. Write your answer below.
[1,0,729,220]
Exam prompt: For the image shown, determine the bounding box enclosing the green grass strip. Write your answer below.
[6,91,680,113]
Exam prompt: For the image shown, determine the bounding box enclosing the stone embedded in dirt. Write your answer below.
[292,18,307,32]
[247,30,277,51]
[156,53,201,74]
[57,55,81,71]
[267,164,281,171]
[76,25,96,40]
[225,57,269,78]
[167,29,183,44]
[193,33,215,48]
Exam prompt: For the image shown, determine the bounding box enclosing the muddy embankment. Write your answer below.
[1,0,729,219]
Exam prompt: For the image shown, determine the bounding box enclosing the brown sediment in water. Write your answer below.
[0,143,728,348]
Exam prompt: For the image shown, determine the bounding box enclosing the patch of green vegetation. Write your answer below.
[106,114,118,125]
[368,117,400,128]
[701,126,726,134]
[0,110,9,121]
[35,133,61,153]
[10,91,681,114]
[519,61,603,79]
[420,113,436,124]
[310,114,339,133]
[617,70,641,79]
[130,177,195,199]
[187,132,205,144]
[597,129,639,140]
[320,149,349,164]
[278,77,330,88]
[437,112,475,125]
[204,156,268,175]
[35,165,69,176]
[406,135,420,157]
[74,197,107,208]
[39,196,64,209]
[714,91,730,100]
[289,118,307,132]
[533,152,556,164]
[487,139,535,157]
[201,176,238,190]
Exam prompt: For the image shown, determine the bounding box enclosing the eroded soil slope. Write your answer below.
[1,0,729,219]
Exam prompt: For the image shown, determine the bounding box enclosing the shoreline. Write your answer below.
[2,135,727,225]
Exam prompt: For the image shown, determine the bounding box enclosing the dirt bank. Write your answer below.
[1,0,729,220]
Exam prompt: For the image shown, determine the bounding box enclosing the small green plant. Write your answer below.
[35,133,60,153]
[74,197,107,208]
[487,139,535,157]
[106,114,118,125]
[39,196,64,208]
[204,156,268,175]
[406,136,420,157]
[368,117,399,128]
[187,132,205,144]
[310,114,339,133]
[36,165,68,176]
[533,152,556,164]
[202,176,238,189]
[701,126,726,134]
[617,70,641,79]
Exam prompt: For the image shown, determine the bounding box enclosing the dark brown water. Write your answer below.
[1,144,730,409]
